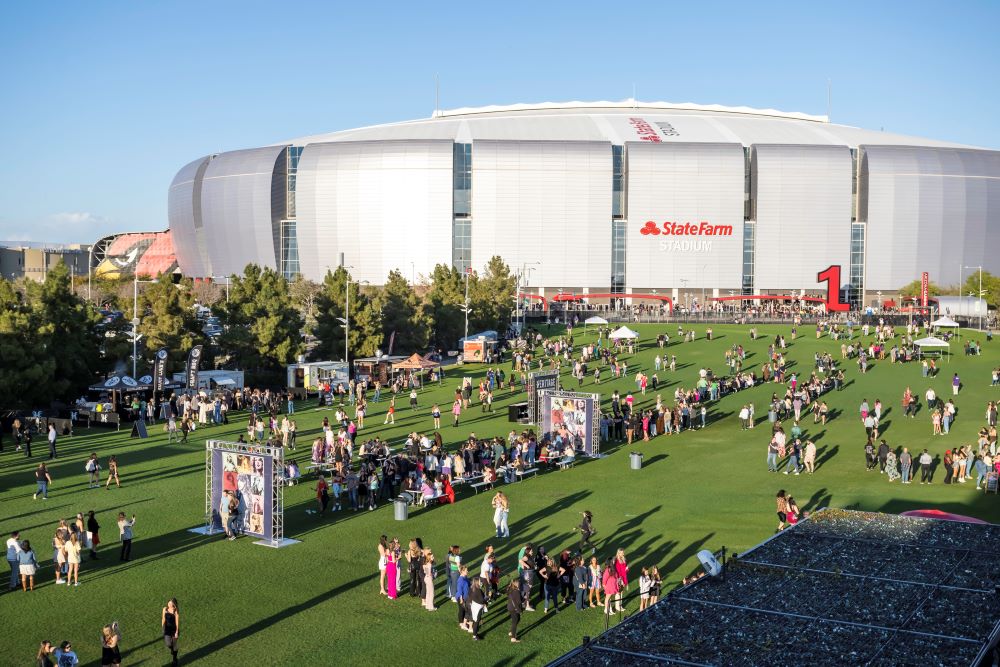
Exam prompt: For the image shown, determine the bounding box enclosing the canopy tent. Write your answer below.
[391,353,441,371]
[914,336,951,360]
[584,316,608,325]
[88,374,152,393]
[931,316,960,328]
[608,326,640,340]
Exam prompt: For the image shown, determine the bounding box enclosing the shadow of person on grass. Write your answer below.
[814,444,839,471]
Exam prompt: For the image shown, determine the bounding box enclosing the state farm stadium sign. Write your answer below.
[639,220,733,252]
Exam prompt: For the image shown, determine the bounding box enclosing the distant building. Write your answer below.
[0,243,90,282]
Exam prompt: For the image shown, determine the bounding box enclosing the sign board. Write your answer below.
[921,272,930,308]
[527,370,560,424]
[130,420,148,439]
[463,339,486,363]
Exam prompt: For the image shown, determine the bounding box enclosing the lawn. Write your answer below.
[2,323,998,666]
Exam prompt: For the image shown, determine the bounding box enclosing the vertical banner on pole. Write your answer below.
[185,345,204,390]
[153,348,169,392]
[921,272,929,308]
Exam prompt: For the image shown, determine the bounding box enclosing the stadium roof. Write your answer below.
[549,509,1000,666]
[279,101,983,150]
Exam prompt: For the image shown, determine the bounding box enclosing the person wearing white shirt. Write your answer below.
[6,531,22,590]
[919,449,934,484]
[925,388,937,410]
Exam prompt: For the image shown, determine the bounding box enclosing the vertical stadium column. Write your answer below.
[452,143,472,272]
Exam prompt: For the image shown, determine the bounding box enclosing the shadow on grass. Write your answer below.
[815,444,839,471]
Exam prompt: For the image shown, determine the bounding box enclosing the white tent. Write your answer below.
[914,336,951,359]
[609,326,640,340]
[584,316,608,325]
[931,317,960,328]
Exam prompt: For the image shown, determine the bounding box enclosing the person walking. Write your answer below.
[919,449,933,483]
[105,456,121,489]
[117,513,135,562]
[803,440,817,474]
[33,463,52,500]
[577,511,596,554]
[6,531,21,591]
[162,598,180,666]
[47,423,58,459]
[953,373,961,396]
[468,577,488,641]
[86,453,101,488]
[900,447,913,484]
[507,579,523,642]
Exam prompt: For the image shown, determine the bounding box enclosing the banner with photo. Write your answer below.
[539,390,600,457]
[210,447,273,538]
[527,370,559,424]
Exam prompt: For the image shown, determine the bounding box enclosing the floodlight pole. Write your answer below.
[964,265,984,330]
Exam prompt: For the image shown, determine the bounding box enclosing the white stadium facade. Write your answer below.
[168,102,1000,308]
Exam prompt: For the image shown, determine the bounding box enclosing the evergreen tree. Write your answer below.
[26,262,101,401]
[424,264,466,349]
[137,275,201,369]
[469,256,517,335]
[217,264,303,376]
[381,269,430,353]
[0,279,53,408]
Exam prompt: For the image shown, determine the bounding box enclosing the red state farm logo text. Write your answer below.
[639,221,734,236]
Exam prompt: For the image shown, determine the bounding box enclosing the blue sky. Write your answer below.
[0,1,997,243]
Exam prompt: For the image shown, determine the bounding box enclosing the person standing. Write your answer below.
[53,640,78,667]
[900,448,913,484]
[422,549,437,611]
[953,373,961,396]
[456,566,471,631]
[87,511,101,560]
[34,463,52,500]
[36,641,55,667]
[219,491,233,540]
[919,449,933,483]
[386,545,398,601]
[47,424,57,460]
[803,440,817,474]
[573,556,588,610]
[6,531,21,591]
[601,558,621,615]
[447,545,462,601]
[101,623,122,667]
[507,579,523,642]
[491,491,507,539]
[65,534,81,586]
[468,577,488,641]
[117,513,135,562]
[18,540,37,591]
[162,598,180,667]
[315,475,330,517]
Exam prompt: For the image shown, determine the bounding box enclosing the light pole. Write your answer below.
[701,263,709,319]
[132,276,158,377]
[462,267,472,351]
[964,265,984,330]
[210,275,231,303]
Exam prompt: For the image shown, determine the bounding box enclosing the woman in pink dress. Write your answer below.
[614,549,629,593]
[386,542,398,600]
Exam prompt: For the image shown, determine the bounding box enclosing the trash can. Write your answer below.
[630,452,643,470]
[394,498,409,521]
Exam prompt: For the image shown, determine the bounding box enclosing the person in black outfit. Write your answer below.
[469,577,488,641]
[578,511,596,554]
[877,440,890,473]
[407,541,421,597]
[23,425,33,458]
[162,598,180,666]
[507,579,523,643]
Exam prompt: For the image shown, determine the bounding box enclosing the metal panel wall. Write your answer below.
[199,146,285,277]
[295,140,453,284]
[167,156,211,277]
[753,145,852,290]
[471,140,612,290]
[864,146,1000,290]
[626,142,744,291]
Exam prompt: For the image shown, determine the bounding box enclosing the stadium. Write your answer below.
[168,101,1000,308]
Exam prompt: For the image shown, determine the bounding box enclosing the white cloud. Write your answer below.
[48,211,107,226]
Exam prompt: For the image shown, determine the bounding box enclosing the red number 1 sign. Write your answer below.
[817,265,850,312]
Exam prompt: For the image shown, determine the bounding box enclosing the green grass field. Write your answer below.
[2,323,999,666]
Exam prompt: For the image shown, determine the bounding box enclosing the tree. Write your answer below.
[0,279,54,408]
[469,256,517,335]
[352,290,385,357]
[137,275,202,369]
[898,279,947,298]
[313,268,358,361]
[381,269,430,354]
[289,276,322,336]
[962,270,1000,307]
[217,264,303,377]
[26,262,102,401]
[424,264,466,349]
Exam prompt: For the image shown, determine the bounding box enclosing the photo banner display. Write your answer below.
[185,345,204,390]
[210,446,274,538]
[527,370,560,424]
[539,390,600,457]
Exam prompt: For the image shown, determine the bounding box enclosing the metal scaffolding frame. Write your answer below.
[538,389,602,457]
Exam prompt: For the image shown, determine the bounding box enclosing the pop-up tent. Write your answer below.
[914,336,951,360]
[931,316,961,337]
[584,316,608,326]
[88,374,152,393]
[609,326,640,340]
